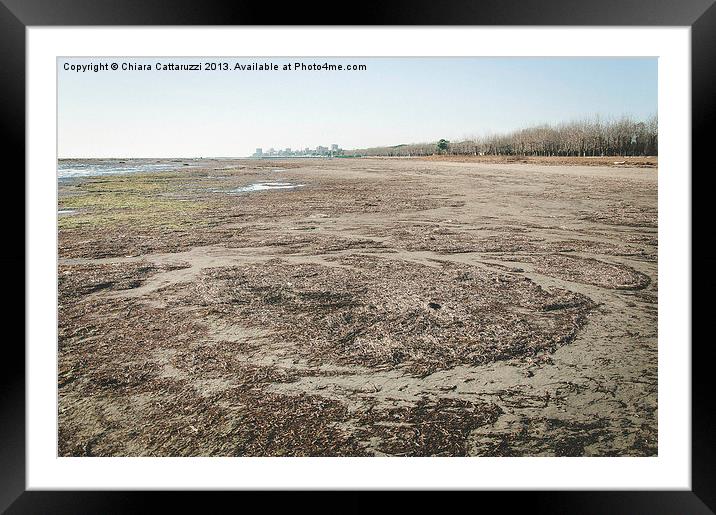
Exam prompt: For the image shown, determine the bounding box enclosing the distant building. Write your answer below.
[252,144,340,157]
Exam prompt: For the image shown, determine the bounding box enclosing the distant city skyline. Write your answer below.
[253,143,342,157]
[58,57,657,158]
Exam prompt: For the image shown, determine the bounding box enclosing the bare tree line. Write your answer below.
[348,115,658,157]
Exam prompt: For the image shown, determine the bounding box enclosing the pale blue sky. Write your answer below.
[58,57,657,158]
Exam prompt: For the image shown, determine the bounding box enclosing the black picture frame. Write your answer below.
[4,0,714,512]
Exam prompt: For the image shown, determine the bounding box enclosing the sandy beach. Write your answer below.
[58,157,657,457]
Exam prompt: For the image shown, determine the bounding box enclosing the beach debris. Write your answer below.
[178,256,595,376]
[515,254,651,290]
[438,384,458,391]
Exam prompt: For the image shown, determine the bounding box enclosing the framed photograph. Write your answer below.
[6,0,714,511]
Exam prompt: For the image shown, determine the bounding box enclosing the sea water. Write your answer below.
[57,159,199,180]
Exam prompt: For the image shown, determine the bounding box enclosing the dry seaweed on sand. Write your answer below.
[471,416,614,457]
[543,239,656,261]
[355,397,503,456]
[397,227,538,254]
[58,295,366,456]
[516,253,651,290]
[580,205,657,228]
[60,383,368,457]
[176,255,595,376]
[58,261,191,300]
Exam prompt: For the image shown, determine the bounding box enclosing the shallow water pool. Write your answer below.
[228,182,304,193]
